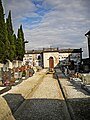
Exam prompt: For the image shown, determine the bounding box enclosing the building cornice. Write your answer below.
[25,48,82,54]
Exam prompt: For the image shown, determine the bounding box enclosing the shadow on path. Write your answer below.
[2,93,90,120]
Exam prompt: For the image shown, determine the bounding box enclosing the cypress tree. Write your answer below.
[0,0,6,62]
[6,10,15,61]
[20,25,25,57]
[13,33,17,59]
[16,25,25,61]
[0,1,25,62]
[4,23,10,60]
[16,28,23,61]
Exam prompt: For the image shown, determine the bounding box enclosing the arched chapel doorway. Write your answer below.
[49,57,54,72]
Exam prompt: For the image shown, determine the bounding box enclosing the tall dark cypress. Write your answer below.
[6,10,15,61]
[4,23,10,60]
[20,25,25,57]
[16,28,23,61]
[13,33,17,59]
[0,0,6,62]
[0,0,25,62]
[16,25,25,61]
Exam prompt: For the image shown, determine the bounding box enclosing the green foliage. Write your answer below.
[16,25,25,61]
[20,25,25,56]
[0,0,26,63]
[6,11,14,42]
[13,34,17,58]
[6,10,16,61]
[0,0,7,62]
[4,23,10,59]
[0,41,5,62]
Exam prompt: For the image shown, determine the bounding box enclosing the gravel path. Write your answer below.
[1,69,47,113]
[56,68,90,120]
[14,74,71,120]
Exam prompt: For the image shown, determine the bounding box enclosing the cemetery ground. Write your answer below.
[0,67,90,120]
[55,68,90,120]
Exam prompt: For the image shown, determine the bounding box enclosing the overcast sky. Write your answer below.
[3,0,90,58]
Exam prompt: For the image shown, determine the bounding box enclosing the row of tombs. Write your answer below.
[0,65,36,86]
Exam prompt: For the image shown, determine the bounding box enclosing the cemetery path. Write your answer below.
[1,68,90,120]
[13,74,71,120]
